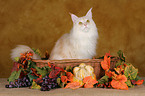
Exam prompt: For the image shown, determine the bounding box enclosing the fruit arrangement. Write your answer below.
[5,50,144,91]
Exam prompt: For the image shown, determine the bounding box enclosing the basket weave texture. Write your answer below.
[33,57,119,78]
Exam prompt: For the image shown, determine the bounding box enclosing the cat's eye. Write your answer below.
[86,20,90,23]
[79,22,83,25]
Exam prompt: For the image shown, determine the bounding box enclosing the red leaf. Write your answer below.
[11,62,20,72]
[101,55,110,70]
[61,76,68,83]
[35,78,43,84]
[105,51,112,57]
[49,65,63,78]
[64,82,82,89]
[105,70,115,78]
[131,80,136,85]
[66,72,74,82]
[30,68,41,77]
[135,80,144,85]
[49,69,60,78]
[83,76,98,88]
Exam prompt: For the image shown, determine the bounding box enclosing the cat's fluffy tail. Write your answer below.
[11,45,41,61]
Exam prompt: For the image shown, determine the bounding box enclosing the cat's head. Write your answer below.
[70,8,96,33]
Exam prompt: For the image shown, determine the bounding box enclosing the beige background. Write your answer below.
[0,0,145,77]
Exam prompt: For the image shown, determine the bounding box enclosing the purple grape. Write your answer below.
[5,85,9,88]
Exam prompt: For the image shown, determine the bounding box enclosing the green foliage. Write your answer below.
[115,61,123,68]
[27,71,39,82]
[14,57,20,62]
[27,60,36,68]
[65,66,72,72]
[98,75,109,84]
[32,48,41,57]
[125,80,134,88]
[124,65,138,80]
[35,67,48,78]
[31,81,41,89]
[8,69,22,83]
[117,50,125,62]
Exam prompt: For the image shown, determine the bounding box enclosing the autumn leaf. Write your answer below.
[105,51,112,57]
[31,81,41,89]
[117,50,125,62]
[114,67,124,75]
[131,80,144,85]
[135,80,144,85]
[64,82,82,89]
[101,55,110,70]
[111,74,128,90]
[30,68,41,77]
[98,75,109,84]
[125,80,133,88]
[124,65,138,80]
[11,62,20,72]
[66,72,74,82]
[35,78,43,84]
[47,62,51,68]
[111,80,128,90]
[35,67,48,78]
[8,69,22,83]
[83,76,98,88]
[49,64,63,78]
[14,57,20,62]
[105,70,115,78]
[49,70,60,78]
[61,76,68,83]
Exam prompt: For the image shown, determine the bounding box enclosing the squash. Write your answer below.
[73,63,96,81]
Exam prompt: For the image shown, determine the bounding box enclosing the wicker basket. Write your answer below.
[32,57,119,78]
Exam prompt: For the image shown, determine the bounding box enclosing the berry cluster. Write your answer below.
[40,76,58,91]
[5,76,31,88]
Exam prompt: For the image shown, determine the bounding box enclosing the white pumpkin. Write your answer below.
[73,63,96,81]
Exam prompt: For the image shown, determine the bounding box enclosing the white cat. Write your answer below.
[50,8,98,60]
[11,8,98,61]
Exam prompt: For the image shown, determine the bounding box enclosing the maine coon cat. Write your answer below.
[11,8,98,61]
[49,8,98,60]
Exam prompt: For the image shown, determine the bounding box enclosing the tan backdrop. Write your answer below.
[0,0,145,78]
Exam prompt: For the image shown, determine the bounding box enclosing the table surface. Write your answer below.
[0,78,145,96]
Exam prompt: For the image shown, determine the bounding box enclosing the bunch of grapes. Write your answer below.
[5,76,31,88]
[40,76,58,91]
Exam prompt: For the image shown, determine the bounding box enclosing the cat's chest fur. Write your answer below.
[70,30,98,58]
[49,29,98,60]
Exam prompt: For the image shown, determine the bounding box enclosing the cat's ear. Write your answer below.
[70,13,78,22]
[85,8,92,19]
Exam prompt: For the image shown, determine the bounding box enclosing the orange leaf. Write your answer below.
[114,66,124,74]
[61,76,68,83]
[105,70,115,78]
[111,74,128,90]
[83,76,98,88]
[101,55,110,70]
[105,51,112,57]
[66,72,74,82]
[135,80,144,85]
[111,80,128,90]
[116,74,127,83]
[47,62,51,68]
[84,84,94,88]
[64,82,82,89]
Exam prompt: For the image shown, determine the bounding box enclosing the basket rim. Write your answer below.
[32,57,119,64]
